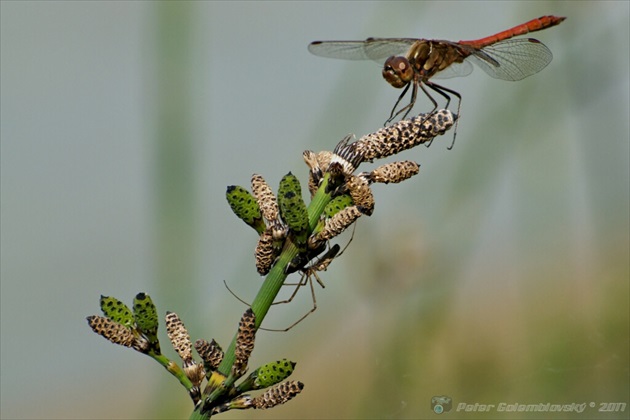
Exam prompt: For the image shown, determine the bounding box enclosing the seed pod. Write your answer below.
[237,359,297,393]
[351,110,455,162]
[194,338,224,376]
[277,173,309,249]
[253,380,304,409]
[369,160,420,184]
[225,185,266,235]
[165,311,192,363]
[323,194,354,219]
[255,229,278,275]
[86,315,136,348]
[309,206,362,248]
[251,174,279,223]
[132,293,160,353]
[184,362,205,392]
[99,295,134,328]
[314,150,333,173]
[256,359,296,389]
[232,308,256,378]
[331,133,362,175]
[346,175,375,216]
[303,150,323,197]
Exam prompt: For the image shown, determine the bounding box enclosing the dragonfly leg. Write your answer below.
[424,81,462,149]
[385,82,412,125]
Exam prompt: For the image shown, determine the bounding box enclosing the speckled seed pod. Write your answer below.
[194,338,224,375]
[309,205,362,248]
[303,150,323,197]
[165,311,192,363]
[314,150,333,173]
[86,315,136,348]
[346,175,375,216]
[253,380,304,409]
[351,110,455,162]
[251,174,279,223]
[255,229,278,275]
[232,308,256,378]
[332,133,363,175]
[368,160,420,184]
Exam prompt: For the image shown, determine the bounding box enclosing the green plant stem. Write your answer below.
[150,352,194,390]
[219,173,332,371]
[190,174,333,419]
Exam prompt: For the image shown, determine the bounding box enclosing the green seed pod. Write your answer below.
[99,295,134,327]
[323,194,354,218]
[226,185,266,235]
[277,173,309,248]
[133,293,160,352]
[255,359,296,389]
[237,359,296,393]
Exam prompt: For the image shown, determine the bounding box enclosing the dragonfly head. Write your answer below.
[382,56,414,88]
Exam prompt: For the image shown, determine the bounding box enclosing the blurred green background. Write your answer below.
[1,1,628,419]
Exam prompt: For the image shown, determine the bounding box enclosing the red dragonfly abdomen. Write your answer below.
[459,15,566,49]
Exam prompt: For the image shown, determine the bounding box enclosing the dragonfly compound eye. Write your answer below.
[383,56,413,88]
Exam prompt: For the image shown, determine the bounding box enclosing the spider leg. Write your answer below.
[260,270,318,332]
[223,279,252,306]
[260,223,357,332]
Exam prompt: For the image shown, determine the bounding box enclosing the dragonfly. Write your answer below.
[309,15,566,147]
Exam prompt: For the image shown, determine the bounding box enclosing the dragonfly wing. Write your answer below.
[432,60,474,80]
[308,38,416,64]
[466,38,553,81]
[308,40,376,60]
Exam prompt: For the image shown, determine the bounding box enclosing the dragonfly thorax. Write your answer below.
[408,40,468,80]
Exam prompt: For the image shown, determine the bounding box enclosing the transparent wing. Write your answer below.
[308,38,418,64]
[432,60,474,80]
[464,38,553,81]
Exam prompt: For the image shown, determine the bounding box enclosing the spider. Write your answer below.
[224,225,355,332]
